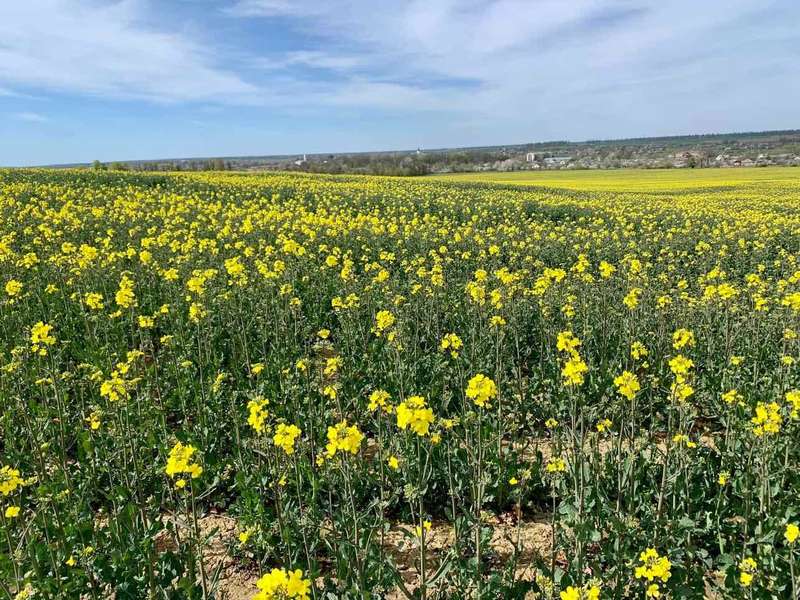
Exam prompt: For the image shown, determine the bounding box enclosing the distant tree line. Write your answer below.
[84,129,800,176]
[92,159,234,172]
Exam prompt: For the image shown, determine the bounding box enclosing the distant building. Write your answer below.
[525,152,538,162]
[543,156,573,166]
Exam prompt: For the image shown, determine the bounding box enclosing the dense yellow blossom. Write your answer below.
[253,568,311,600]
[165,442,202,487]
[396,396,435,436]
[465,373,498,408]
[273,424,302,455]
[325,421,364,457]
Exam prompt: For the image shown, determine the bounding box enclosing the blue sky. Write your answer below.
[1,0,798,166]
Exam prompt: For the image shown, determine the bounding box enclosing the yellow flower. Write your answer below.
[439,333,463,358]
[273,424,301,455]
[396,396,435,436]
[560,585,601,600]
[596,418,612,433]
[323,356,341,376]
[668,355,694,377]
[5,279,22,297]
[489,315,506,327]
[623,287,642,310]
[247,398,269,433]
[165,441,203,483]
[0,466,25,496]
[785,523,799,544]
[100,373,127,402]
[465,373,498,408]
[325,420,364,458]
[415,520,432,538]
[30,321,56,355]
[253,568,311,600]
[613,371,640,400]
[251,362,265,375]
[373,310,395,336]
[560,587,580,600]
[718,471,730,486]
[86,411,102,430]
[115,274,136,308]
[722,389,741,405]
[4,506,20,518]
[387,455,400,470]
[738,557,757,586]
[631,341,648,360]
[84,292,104,310]
[598,260,616,278]
[787,389,800,418]
[672,328,695,349]
[751,402,782,436]
[634,548,672,583]
[562,355,588,386]
[546,457,566,473]
[368,389,393,413]
[189,301,206,323]
[672,434,696,448]
[670,380,694,403]
[556,330,581,354]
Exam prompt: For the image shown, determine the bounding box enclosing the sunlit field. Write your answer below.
[2,167,800,599]
[431,166,800,192]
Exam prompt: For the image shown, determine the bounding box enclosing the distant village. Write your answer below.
[484,149,800,171]
[89,129,800,175]
[252,129,800,175]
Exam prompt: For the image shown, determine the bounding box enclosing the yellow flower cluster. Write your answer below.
[247,398,269,433]
[253,568,311,600]
[30,321,55,356]
[751,402,781,436]
[273,424,302,455]
[634,548,672,583]
[164,442,202,488]
[439,332,463,358]
[0,466,24,496]
[465,373,497,408]
[613,371,640,401]
[396,396,435,436]
[560,584,600,600]
[557,331,588,387]
[325,421,364,458]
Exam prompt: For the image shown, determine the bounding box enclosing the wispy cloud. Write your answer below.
[227,0,798,133]
[0,0,259,104]
[14,111,48,123]
[252,51,367,72]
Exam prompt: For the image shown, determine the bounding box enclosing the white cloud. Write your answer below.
[0,0,259,104]
[228,0,798,137]
[251,51,366,72]
[14,111,48,123]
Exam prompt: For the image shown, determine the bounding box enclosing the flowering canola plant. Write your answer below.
[1,167,800,598]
